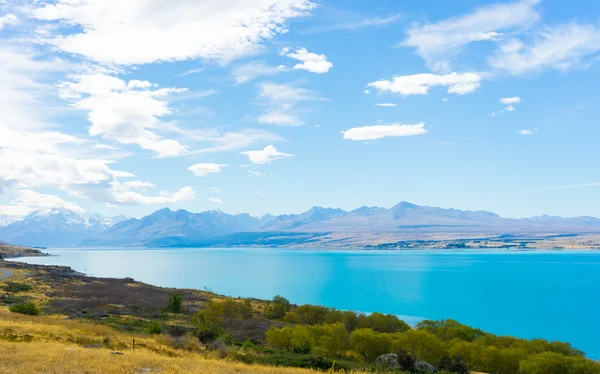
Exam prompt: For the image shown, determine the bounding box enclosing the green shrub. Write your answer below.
[3,282,33,293]
[9,302,40,316]
[167,292,182,313]
[264,295,291,320]
[148,321,162,335]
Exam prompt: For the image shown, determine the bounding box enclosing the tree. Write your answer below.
[519,352,571,374]
[291,327,314,354]
[310,323,349,358]
[264,295,291,320]
[192,304,224,343]
[392,330,446,364]
[167,292,182,313]
[340,311,359,332]
[284,304,329,325]
[266,326,294,350]
[349,328,393,363]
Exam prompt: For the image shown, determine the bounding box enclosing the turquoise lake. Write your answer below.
[13,248,600,359]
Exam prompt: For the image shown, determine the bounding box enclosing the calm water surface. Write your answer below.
[13,248,600,358]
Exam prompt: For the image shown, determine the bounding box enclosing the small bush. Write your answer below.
[9,302,40,316]
[3,282,33,293]
[196,329,218,343]
[167,325,186,338]
[439,355,469,374]
[167,293,182,313]
[0,294,28,305]
[241,339,256,350]
[148,321,162,335]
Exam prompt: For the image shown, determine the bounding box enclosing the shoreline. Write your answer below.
[4,255,600,361]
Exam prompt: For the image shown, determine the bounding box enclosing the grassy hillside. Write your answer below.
[1,260,599,373]
[0,312,316,374]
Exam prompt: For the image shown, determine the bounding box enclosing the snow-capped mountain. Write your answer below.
[0,214,18,228]
[0,209,127,247]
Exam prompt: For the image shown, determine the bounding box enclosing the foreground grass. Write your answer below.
[0,312,317,374]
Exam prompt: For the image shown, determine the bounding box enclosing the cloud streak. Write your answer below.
[343,123,428,141]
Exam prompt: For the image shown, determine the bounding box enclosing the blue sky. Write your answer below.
[1,0,600,219]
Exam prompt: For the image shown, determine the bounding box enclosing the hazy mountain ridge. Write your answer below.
[81,208,269,246]
[2,203,600,247]
[0,208,128,247]
[83,202,600,247]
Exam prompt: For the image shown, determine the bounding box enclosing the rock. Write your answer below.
[415,360,437,373]
[110,351,124,355]
[375,353,399,368]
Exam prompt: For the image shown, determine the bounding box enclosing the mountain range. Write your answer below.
[0,209,127,247]
[1,202,600,247]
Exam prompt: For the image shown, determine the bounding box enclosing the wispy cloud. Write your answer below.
[402,0,540,71]
[255,81,324,126]
[490,23,600,74]
[536,182,600,191]
[231,61,288,84]
[301,13,401,34]
[177,68,205,77]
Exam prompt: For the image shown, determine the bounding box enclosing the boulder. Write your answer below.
[415,360,437,372]
[375,353,399,368]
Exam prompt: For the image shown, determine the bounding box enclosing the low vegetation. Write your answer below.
[0,260,598,373]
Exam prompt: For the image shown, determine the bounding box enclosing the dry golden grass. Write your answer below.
[0,311,321,374]
[0,342,320,374]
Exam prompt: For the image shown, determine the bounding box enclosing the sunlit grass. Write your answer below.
[0,311,320,373]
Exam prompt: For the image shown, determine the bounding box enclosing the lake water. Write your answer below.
[12,248,600,358]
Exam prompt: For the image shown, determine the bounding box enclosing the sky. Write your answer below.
[1,0,600,219]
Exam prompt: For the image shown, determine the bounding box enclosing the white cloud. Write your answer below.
[442,98,449,102]
[188,163,228,177]
[209,197,224,204]
[255,82,322,126]
[519,128,538,135]
[59,73,188,158]
[500,96,521,104]
[364,90,371,94]
[240,145,294,164]
[402,0,539,71]
[0,13,18,29]
[31,0,317,65]
[0,128,195,208]
[376,103,398,107]
[506,105,516,112]
[283,47,333,74]
[367,72,482,96]
[232,61,288,84]
[105,185,196,205]
[490,23,600,74]
[8,189,85,214]
[123,181,155,190]
[343,123,428,141]
[0,43,75,132]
